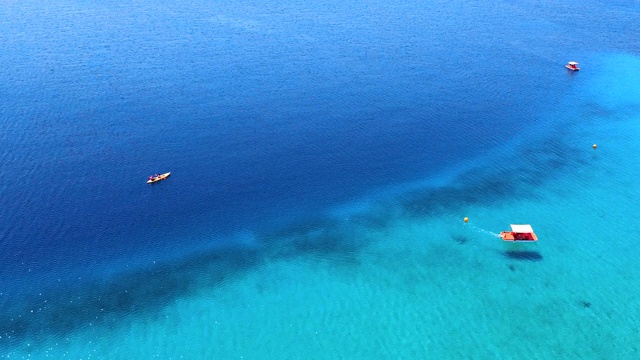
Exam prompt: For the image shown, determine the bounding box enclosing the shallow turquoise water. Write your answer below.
[1,0,640,358]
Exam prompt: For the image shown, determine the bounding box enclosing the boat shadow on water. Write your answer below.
[503,250,543,261]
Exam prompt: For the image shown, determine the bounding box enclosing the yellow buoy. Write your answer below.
[592,144,597,149]
[464,217,469,223]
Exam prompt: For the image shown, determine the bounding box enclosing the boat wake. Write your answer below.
[467,225,501,238]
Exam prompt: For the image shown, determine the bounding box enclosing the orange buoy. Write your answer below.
[592,144,597,149]
[463,217,469,223]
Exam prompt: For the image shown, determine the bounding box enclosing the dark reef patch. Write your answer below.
[0,213,370,350]
[0,247,260,349]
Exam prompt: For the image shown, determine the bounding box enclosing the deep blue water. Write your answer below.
[1,0,639,354]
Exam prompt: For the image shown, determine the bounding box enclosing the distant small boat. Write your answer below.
[565,61,580,71]
[147,172,171,184]
[500,224,538,242]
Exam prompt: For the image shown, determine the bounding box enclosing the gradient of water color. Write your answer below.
[1,0,639,358]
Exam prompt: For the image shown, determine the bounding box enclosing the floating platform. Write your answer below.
[500,224,538,242]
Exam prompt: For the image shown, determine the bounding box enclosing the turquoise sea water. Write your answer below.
[1,0,640,358]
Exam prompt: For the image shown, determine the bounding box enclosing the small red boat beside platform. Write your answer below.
[565,61,580,71]
[500,224,538,242]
